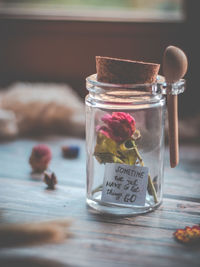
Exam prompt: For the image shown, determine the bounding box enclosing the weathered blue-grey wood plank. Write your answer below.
[0,137,200,267]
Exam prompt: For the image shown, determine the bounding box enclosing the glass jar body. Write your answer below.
[85,75,166,216]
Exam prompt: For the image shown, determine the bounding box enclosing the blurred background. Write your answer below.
[0,0,199,141]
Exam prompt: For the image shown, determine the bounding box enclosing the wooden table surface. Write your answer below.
[0,136,200,267]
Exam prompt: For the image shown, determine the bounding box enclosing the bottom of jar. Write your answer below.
[86,195,162,216]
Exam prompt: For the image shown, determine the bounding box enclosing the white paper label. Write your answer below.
[101,163,148,206]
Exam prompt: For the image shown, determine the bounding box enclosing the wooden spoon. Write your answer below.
[163,46,188,168]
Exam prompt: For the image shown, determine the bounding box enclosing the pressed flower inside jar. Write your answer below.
[94,111,158,206]
[95,112,137,164]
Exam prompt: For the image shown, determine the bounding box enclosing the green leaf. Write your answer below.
[94,134,139,165]
[95,133,118,154]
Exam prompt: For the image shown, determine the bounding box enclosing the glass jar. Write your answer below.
[85,74,185,216]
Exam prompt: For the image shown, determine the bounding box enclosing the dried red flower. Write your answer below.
[174,225,200,244]
[29,144,52,173]
[97,112,136,143]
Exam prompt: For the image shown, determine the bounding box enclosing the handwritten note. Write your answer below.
[101,163,148,206]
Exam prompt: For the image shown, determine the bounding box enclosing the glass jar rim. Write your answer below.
[86,74,165,89]
[86,74,185,95]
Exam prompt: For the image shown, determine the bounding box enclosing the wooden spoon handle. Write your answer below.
[167,94,179,168]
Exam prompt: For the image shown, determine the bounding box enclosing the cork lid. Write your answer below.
[96,56,160,84]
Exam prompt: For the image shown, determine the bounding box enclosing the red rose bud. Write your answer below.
[97,112,136,142]
[29,144,52,173]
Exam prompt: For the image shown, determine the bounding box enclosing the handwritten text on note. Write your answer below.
[101,163,148,206]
